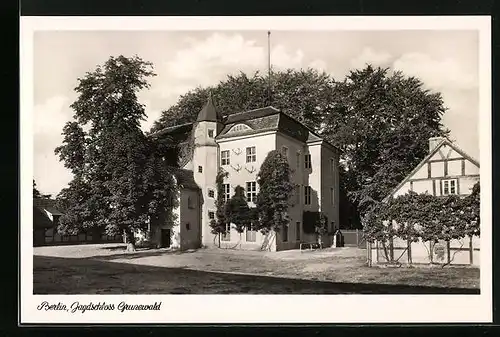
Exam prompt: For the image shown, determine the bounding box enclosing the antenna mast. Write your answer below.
[267,31,272,106]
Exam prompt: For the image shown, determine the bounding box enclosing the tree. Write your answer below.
[210,168,229,246]
[224,185,251,242]
[255,150,295,233]
[314,212,328,246]
[54,55,177,251]
[322,65,448,223]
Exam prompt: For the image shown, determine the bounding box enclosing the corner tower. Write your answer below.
[192,93,223,247]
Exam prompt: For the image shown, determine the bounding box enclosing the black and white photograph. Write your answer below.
[21,16,492,324]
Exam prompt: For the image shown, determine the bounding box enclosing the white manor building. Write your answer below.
[146,96,341,251]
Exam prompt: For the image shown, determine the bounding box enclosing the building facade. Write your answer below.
[150,97,341,251]
[386,136,480,199]
[369,136,480,266]
[33,198,123,247]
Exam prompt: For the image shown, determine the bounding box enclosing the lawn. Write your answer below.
[33,244,480,294]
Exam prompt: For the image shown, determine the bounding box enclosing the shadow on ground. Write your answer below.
[92,245,200,260]
[33,255,479,295]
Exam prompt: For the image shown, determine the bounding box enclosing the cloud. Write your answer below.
[164,33,265,85]
[308,59,328,72]
[33,96,74,196]
[393,52,478,91]
[350,47,392,69]
[271,45,304,70]
[152,33,327,102]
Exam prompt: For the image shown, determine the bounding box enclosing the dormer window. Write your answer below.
[208,129,214,138]
[228,124,252,133]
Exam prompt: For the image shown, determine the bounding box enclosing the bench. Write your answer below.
[299,242,323,251]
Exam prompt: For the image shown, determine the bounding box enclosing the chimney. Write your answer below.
[429,137,445,153]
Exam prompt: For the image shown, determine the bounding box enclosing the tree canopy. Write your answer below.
[322,66,448,218]
[149,69,334,133]
[54,55,177,250]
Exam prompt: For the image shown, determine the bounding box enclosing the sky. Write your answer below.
[33,30,479,197]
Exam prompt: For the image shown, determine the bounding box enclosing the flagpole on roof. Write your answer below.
[267,30,272,106]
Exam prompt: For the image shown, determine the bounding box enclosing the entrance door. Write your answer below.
[160,229,171,248]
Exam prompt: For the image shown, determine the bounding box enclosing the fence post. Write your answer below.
[447,241,451,265]
[469,236,473,265]
[366,242,372,267]
[356,229,359,246]
[407,240,412,265]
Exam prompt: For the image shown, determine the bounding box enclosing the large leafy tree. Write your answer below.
[255,150,295,233]
[55,55,177,251]
[322,66,448,222]
[151,66,447,229]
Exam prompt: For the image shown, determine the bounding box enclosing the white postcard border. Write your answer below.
[20,16,492,324]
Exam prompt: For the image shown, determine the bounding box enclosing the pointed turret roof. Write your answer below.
[196,92,221,122]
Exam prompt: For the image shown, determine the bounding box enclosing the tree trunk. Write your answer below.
[124,228,136,252]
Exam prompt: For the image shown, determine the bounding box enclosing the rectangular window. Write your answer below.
[246,146,256,163]
[221,150,230,165]
[198,165,203,173]
[296,221,301,241]
[221,223,231,241]
[295,185,301,205]
[208,211,215,220]
[330,187,335,205]
[246,181,257,202]
[330,221,335,232]
[246,222,256,242]
[208,189,215,198]
[223,184,231,202]
[296,152,301,168]
[282,224,289,242]
[330,158,335,175]
[304,186,312,205]
[208,129,214,138]
[305,154,312,169]
[442,179,457,195]
[282,146,289,159]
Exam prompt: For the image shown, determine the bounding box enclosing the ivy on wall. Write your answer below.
[362,182,480,264]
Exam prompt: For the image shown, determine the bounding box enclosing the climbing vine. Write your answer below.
[363,182,480,264]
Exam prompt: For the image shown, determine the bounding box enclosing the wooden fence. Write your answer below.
[34,227,123,247]
[367,235,480,267]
